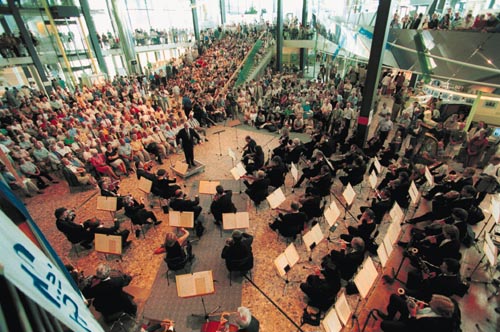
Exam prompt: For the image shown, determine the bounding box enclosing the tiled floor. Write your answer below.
[24,117,499,331]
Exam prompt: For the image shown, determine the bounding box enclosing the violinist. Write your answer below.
[268,202,307,240]
[305,164,332,197]
[293,151,325,188]
[242,170,270,206]
[262,155,287,189]
[153,168,181,199]
[241,135,257,165]
[243,145,265,174]
[272,127,290,159]
[284,138,305,165]
[210,185,237,225]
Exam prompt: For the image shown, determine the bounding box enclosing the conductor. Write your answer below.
[176,122,200,167]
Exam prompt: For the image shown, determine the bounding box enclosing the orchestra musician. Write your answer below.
[305,164,333,197]
[269,202,307,240]
[242,170,270,206]
[169,189,203,221]
[262,155,287,189]
[360,188,393,224]
[340,208,376,245]
[243,145,265,174]
[210,185,237,225]
[153,168,181,199]
[242,135,257,164]
[284,138,305,165]
[293,151,326,188]
[324,237,365,281]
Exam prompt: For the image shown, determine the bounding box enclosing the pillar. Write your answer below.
[436,0,446,13]
[355,0,392,148]
[108,0,137,74]
[6,0,51,93]
[299,0,308,71]
[276,0,283,72]
[219,0,226,25]
[80,0,108,75]
[191,0,200,41]
[427,0,438,16]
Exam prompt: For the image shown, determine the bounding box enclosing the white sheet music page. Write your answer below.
[353,256,378,298]
[267,187,286,209]
[323,307,342,332]
[284,243,300,266]
[335,291,352,326]
[369,171,378,189]
[342,183,356,206]
[291,162,298,181]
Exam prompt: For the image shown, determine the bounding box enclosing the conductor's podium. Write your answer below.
[170,160,205,179]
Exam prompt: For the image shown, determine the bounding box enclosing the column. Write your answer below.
[6,0,51,93]
[80,0,108,75]
[427,0,438,16]
[108,0,137,74]
[191,0,200,41]
[219,0,226,25]
[299,0,308,71]
[355,0,392,147]
[436,0,446,13]
[276,0,283,72]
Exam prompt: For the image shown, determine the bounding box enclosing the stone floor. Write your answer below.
[23,120,499,332]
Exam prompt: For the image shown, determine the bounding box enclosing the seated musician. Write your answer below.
[359,188,393,224]
[339,156,366,186]
[340,209,376,245]
[123,195,162,226]
[153,169,181,199]
[263,155,287,189]
[241,135,257,164]
[244,145,265,174]
[235,306,259,332]
[405,258,463,302]
[325,237,365,281]
[305,164,333,197]
[269,202,307,240]
[272,127,290,159]
[210,185,237,225]
[330,144,365,177]
[284,138,305,165]
[242,170,270,205]
[221,230,254,271]
[293,151,326,188]
[375,293,459,332]
[423,167,475,200]
[298,191,322,222]
[169,189,203,221]
[300,260,341,310]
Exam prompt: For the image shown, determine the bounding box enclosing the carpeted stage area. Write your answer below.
[143,179,249,331]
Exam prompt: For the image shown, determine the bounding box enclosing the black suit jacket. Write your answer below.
[279,212,307,237]
[56,219,91,243]
[210,190,236,221]
[246,178,270,203]
[176,127,200,149]
[169,197,199,212]
[329,249,365,280]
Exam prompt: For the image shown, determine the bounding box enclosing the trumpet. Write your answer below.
[397,288,428,307]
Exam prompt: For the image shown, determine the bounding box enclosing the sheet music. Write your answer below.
[228,148,236,161]
[386,220,401,246]
[424,166,434,186]
[169,211,194,228]
[484,233,498,266]
[369,171,378,189]
[335,291,352,326]
[267,187,286,209]
[174,161,189,175]
[322,307,342,332]
[284,243,300,267]
[230,162,247,180]
[94,233,122,255]
[291,162,298,181]
[491,195,500,224]
[409,181,420,204]
[222,212,250,230]
[96,196,118,211]
[176,271,215,298]
[303,224,324,252]
[342,183,356,206]
[382,233,394,259]
[373,158,382,174]
[199,180,220,194]
[389,202,404,224]
[353,256,378,298]
[138,177,152,193]
[324,202,340,227]
[377,242,389,267]
[274,254,290,277]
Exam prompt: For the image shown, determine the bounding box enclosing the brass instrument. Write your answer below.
[397,288,429,307]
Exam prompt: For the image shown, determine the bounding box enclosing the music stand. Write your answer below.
[227,119,241,150]
[324,201,340,250]
[274,243,300,295]
[228,148,236,167]
[424,166,434,187]
[138,177,153,193]
[303,223,324,261]
[366,171,378,201]
[352,256,379,330]
[95,233,123,260]
[176,270,219,321]
[342,183,356,221]
[213,129,226,157]
[169,211,195,228]
[290,162,298,193]
[230,162,246,193]
[96,196,118,220]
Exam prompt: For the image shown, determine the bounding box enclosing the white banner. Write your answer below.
[0,209,104,332]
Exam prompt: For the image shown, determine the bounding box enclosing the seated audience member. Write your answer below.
[163,228,194,262]
[235,307,260,332]
[325,237,365,281]
[18,157,58,189]
[169,189,202,220]
[475,155,500,204]
[61,157,97,186]
[221,230,254,271]
[83,263,137,318]
[210,185,237,224]
[242,170,270,205]
[123,195,162,226]
[0,162,43,197]
[104,142,128,175]
[376,294,459,332]
[405,258,463,302]
[89,150,119,179]
[269,202,307,239]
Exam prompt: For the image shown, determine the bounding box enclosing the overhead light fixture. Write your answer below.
[487,59,493,65]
